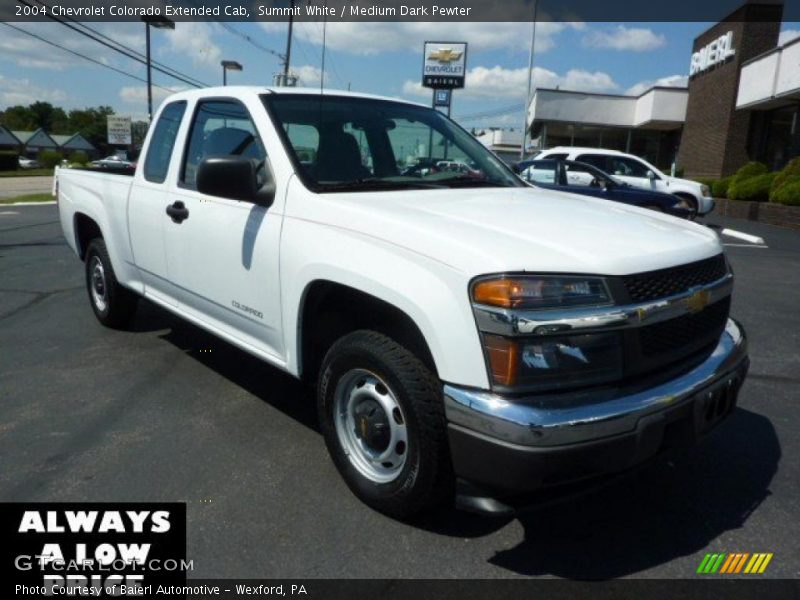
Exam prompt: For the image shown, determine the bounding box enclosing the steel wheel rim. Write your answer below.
[90,256,108,312]
[333,368,408,484]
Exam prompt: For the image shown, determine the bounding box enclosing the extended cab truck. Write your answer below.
[57,87,749,517]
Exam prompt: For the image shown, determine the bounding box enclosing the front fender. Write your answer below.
[279,215,489,389]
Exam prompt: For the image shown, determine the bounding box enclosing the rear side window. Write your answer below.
[143,101,187,183]
[575,154,609,171]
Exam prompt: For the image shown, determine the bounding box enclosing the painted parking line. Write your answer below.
[723,243,769,248]
[720,228,765,245]
[0,211,20,216]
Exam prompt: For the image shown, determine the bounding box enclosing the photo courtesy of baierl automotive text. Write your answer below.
[1,0,798,596]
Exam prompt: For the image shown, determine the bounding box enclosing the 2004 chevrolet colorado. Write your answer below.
[56,87,749,517]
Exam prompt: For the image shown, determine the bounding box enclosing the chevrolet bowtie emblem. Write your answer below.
[685,289,711,314]
[428,48,463,63]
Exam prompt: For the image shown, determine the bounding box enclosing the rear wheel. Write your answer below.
[318,330,452,518]
[85,238,138,329]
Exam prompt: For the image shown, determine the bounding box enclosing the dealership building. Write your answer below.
[527,1,797,178]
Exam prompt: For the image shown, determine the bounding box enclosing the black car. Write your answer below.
[519,159,693,219]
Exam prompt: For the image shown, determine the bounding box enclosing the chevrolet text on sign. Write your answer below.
[422,41,468,89]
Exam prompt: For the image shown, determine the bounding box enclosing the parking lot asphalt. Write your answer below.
[0,175,53,198]
[1,205,798,579]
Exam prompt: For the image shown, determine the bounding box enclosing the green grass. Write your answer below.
[0,168,55,177]
[0,193,53,205]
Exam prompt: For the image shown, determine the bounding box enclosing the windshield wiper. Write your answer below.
[315,177,446,192]
[438,175,508,188]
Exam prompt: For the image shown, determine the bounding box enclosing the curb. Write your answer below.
[715,198,800,231]
[1,200,57,206]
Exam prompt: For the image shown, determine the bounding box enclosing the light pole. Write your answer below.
[520,0,538,160]
[221,60,243,86]
[142,15,175,122]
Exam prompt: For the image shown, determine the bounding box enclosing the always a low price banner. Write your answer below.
[3,503,187,596]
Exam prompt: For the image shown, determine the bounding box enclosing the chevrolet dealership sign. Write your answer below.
[422,42,467,89]
[690,31,736,76]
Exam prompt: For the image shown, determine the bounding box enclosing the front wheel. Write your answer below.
[85,238,138,329]
[318,330,453,518]
[674,193,699,220]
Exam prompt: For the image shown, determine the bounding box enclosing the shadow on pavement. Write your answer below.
[131,300,319,433]
[456,407,777,579]
[130,299,780,578]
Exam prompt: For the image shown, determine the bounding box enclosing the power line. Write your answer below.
[27,0,208,88]
[0,22,172,91]
[217,22,285,61]
[18,0,209,88]
[456,103,525,121]
[69,21,208,88]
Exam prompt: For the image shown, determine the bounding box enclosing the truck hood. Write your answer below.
[666,175,703,191]
[306,185,723,276]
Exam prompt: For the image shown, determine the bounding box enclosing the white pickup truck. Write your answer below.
[56,87,748,517]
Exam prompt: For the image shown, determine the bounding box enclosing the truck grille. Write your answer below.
[639,296,731,358]
[623,254,727,303]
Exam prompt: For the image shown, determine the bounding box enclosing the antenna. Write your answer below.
[320,1,328,93]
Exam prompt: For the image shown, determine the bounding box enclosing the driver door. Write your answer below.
[163,98,285,360]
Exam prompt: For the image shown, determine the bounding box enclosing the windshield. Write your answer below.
[262,94,523,192]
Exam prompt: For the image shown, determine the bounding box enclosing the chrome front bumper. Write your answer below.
[444,318,748,448]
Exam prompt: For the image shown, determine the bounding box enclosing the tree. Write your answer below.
[1,105,36,130]
[67,106,115,149]
[0,102,116,153]
[28,102,69,132]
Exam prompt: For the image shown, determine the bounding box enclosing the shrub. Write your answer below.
[769,157,800,201]
[0,150,19,171]
[727,172,776,202]
[68,151,89,165]
[730,161,768,187]
[771,179,800,206]
[712,176,733,199]
[38,150,64,168]
[693,177,716,188]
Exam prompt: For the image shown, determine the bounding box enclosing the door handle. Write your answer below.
[166,201,189,224]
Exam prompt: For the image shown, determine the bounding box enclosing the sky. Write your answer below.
[1,19,799,129]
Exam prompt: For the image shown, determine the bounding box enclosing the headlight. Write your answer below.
[701,184,711,197]
[472,275,610,309]
[482,332,623,390]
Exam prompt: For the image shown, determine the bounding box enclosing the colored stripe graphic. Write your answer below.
[697,552,773,574]
[758,554,773,573]
[719,554,736,573]
[697,554,712,573]
[734,553,750,573]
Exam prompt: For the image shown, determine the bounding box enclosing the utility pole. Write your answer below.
[281,0,295,86]
[520,0,538,160]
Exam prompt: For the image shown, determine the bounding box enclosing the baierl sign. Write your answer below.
[690,31,735,76]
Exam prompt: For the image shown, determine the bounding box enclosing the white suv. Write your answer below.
[537,147,714,216]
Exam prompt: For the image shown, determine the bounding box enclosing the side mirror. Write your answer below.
[646,169,657,180]
[196,156,275,206]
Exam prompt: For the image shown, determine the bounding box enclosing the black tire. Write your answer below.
[674,193,699,220]
[318,330,453,519]
[85,238,138,329]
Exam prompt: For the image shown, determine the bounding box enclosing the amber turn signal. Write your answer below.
[483,334,519,386]
[473,279,525,308]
